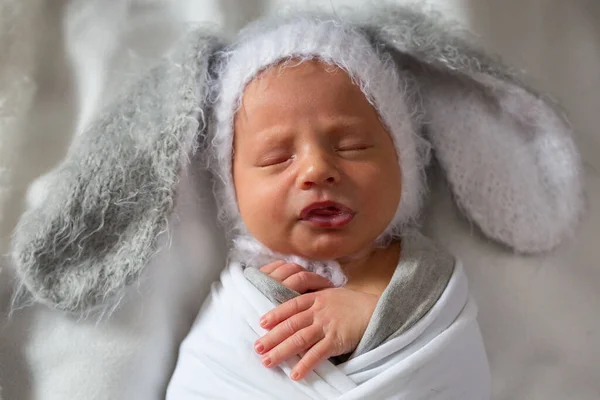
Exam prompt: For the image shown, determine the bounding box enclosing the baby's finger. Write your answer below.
[290,339,333,381]
[262,325,324,369]
[256,310,313,354]
[260,293,315,329]
[282,272,333,293]
[266,263,305,283]
[259,260,287,274]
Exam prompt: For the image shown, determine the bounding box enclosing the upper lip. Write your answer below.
[299,201,356,220]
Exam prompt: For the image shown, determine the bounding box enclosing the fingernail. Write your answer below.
[262,356,272,367]
[254,342,264,354]
[291,371,299,381]
[260,317,267,327]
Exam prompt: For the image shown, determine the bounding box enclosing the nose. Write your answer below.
[296,151,340,190]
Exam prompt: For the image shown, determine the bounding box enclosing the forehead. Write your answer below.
[243,59,358,101]
[235,60,381,133]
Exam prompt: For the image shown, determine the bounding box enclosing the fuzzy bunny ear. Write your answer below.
[362,6,585,253]
[11,30,223,313]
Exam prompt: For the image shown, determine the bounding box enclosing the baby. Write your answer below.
[235,59,405,380]
[6,4,583,399]
[167,16,489,399]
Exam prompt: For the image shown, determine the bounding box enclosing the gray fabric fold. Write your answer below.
[244,266,300,305]
[352,234,455,357]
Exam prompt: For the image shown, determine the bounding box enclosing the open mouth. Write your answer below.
[300,201,356,229]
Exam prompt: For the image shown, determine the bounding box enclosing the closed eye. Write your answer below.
[336,144,372,152]
[257,154,294,168]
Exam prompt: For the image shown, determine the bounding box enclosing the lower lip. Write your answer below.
[301,212,355,229]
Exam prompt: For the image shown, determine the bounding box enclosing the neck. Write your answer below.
[337,240,401,297]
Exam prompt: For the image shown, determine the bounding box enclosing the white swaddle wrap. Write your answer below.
[166,261,490,400]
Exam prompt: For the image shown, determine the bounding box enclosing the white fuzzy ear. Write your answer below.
[417,66,584,253]
[359,4,585,252]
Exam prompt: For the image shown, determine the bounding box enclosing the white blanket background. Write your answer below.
[0,1,599,399]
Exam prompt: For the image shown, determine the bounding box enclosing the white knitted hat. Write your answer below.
[210,17,429,275]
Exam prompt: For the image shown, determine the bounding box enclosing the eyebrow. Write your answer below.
[250,126,294,148]
[325,116,368,132]
[253,116,368,138]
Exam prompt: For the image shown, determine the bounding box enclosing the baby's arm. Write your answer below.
[255,262,378,381]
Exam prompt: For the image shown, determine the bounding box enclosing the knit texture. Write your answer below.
[360,6,584,252]
[11,30,223,313]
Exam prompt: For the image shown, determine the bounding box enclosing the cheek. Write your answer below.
[352,159,402,214]
[234,172,288,224]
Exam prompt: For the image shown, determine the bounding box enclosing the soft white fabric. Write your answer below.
[167,261,490,400]
[0,1,599,400]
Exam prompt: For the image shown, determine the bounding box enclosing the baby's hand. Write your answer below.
[260,261,333,294]
[254,287,378,381]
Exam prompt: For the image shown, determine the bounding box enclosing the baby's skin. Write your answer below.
[254,261,378,381]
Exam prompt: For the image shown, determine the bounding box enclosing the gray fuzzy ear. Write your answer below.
[10,30,223,313]
[362,5,584,253]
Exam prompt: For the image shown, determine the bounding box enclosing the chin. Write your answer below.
[297,234,360,261]
[302,249,346,261]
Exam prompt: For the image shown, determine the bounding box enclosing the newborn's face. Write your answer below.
[232,60,401,260]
